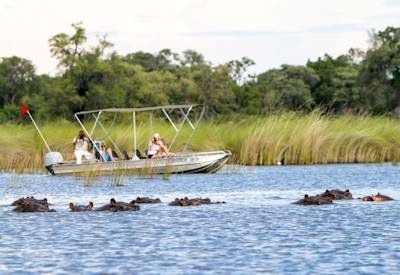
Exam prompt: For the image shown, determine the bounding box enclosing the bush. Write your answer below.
[0,105,20,123]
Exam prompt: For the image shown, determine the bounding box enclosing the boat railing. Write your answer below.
[74,104,207,161]
[55,150,230,167]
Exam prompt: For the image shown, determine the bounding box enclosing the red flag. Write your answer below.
[21,102,29,118]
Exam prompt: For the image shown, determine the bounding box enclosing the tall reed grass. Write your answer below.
[1,112,400,173]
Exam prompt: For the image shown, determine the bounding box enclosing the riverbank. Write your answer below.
[1,112,400,173]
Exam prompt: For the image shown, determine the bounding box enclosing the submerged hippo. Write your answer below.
[293,194,333,205]
[69,201,94,212]
[11,197,48,206]
[168,197,198,206]
[317,189,353,200]
[132,197,162,204]
[13,199,56,212]
[362,193,394,202]
[198,198,226,204]
[95,198,140,212]
[168,197,226,206]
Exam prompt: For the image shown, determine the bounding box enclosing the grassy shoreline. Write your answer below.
[1,113,400,173]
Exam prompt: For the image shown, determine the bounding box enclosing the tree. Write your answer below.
[0,56,36,107]
[156,48,180,70]
[256,65,318,112]
[228,57,255,83]
[190,64,236,114]
[359,26,400,113]
[27,75,84,119]
[124,51,159,72]
[307,54,361,112]
[49,22,87,71]
[48,22,114,113]
[124,49,180,72]
[181,50,205,67]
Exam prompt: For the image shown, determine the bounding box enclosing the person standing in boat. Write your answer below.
[73,131,92,164]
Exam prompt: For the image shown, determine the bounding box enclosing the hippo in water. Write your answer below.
[13,199,56,212]
[69,201,94,212]
[132,197,162,204]
[198,198,226,204]
[168,197,198,206]
[293,194,333,205]
[317,189,353,200]
[362,193,394,202]
[11,197,48,206]
[168,197,226,206]
[95,198,140,212]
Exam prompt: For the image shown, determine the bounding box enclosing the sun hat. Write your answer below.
[153,133,160,138]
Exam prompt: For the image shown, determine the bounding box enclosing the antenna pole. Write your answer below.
[27,110,51,152]
[133,111,137,158]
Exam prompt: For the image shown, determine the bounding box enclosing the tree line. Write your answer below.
[1,23,400,122]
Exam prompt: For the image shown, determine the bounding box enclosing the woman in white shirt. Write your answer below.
[147,133,174,158]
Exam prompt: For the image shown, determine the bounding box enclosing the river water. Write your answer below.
[0,164,399,274]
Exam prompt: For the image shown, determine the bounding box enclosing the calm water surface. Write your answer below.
[0,164,400,274]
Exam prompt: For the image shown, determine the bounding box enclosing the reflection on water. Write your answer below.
[1,164,400,273]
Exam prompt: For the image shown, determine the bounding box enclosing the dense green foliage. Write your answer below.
[1,23,400,121]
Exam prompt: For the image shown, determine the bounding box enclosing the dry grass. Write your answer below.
[1,112,400,173]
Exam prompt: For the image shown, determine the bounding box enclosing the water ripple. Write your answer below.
[0,164,400,273]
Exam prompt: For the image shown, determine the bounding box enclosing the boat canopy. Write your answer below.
[74,104,206,160]
[74,104,203,115]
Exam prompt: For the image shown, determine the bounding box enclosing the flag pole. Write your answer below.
[26,110,52,152]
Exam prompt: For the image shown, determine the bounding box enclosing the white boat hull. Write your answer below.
[46,151,231,176]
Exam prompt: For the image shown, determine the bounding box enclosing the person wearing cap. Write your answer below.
[147,133,162,158]
[147,133,174,158]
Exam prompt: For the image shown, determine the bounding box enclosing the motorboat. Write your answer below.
[43,104,231,175]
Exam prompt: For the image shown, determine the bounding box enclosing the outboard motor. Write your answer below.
[44,152,64,175]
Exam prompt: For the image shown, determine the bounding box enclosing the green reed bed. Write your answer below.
[1,113,400,173]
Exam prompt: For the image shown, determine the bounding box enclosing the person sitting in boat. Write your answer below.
[147,133,174,158]
[99,143,115,162]
[73,131,93,164]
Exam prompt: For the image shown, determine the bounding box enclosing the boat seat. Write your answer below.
[122,150,130,160]
[121,150,146,160]
[135,149,146,159]
[111,150,119,159]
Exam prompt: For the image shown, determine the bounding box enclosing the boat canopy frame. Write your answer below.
[74,104,206,160]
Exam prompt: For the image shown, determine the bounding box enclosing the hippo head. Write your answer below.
[362,196,373,201]
[372,193,393,201]
[192,200,201,206]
